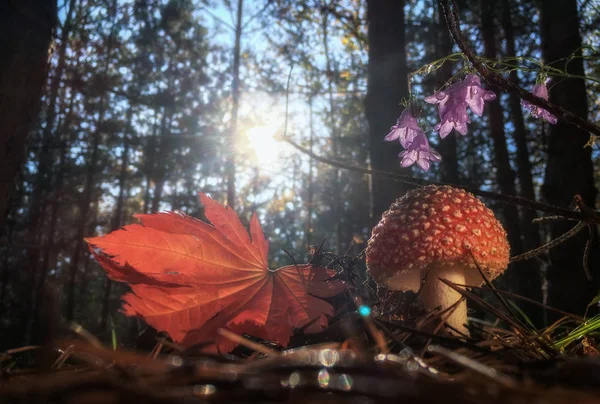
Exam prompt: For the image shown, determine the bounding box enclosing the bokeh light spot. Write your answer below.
[358,305,371,317]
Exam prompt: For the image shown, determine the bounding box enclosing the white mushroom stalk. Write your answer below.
[418,265,467,334]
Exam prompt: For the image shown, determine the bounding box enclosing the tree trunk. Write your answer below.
[322,7,343,253]
[24,1,75,330]
[501,0,543,322]
[0,219,16,318]
[26,0,76,252]
[227,0,244,210]
[28,3,81,338]
[435,1,459,185]
[481,2,540,311]
[77,201,98,306]
[31,86,78,338]
[480,2,521,252]
[5,1,59,341]
[151,110,170,213]
[538,0,599,316]
[144,113,159,214]
[66,0,117,320]
[0,0,57,226]
[306,96,315,250]
[101,109,131,331]
[66,121,101,321]
[365,0,407,224]
[501,0,540,251]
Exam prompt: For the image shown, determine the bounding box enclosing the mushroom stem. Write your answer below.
[418,265,467,335]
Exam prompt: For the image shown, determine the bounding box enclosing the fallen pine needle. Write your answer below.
[217,328,280,356]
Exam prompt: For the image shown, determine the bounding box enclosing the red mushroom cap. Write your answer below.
[366,185,510,291]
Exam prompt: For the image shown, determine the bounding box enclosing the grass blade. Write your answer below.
[554,313,600,350]
[507,300,536,330]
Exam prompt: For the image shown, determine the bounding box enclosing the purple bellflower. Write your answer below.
[398,133,441,171]
[425,74,496,138]
[384,106,424,148]
[430,91,470,139]
[384,105,441,171]
[462,74,497,117]
[521,80,557,124]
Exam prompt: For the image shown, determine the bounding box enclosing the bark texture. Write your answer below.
[481,2,533,305]
[501,0,543,323]
[501,0,540,252]
[365,0,408,224]
[0,0,57,226]
[436,2,459,185]
[539,0,599,316]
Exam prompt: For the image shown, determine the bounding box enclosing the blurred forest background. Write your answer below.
[1,0,599,350]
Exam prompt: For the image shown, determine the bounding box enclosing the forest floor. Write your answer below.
[2,252,600,403]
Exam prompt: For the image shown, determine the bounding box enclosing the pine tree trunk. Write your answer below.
[322,8,343,252]
[501,0,543,322]
[538,0,599,316]
[481,2,542,311]
[306,97,315,250]
[151,111,169,213]
[101,109,131,331]
[144,113,159,214]
[31,89,78,337]
[66,0,117,321]
[0,0,57,226]
[66,122,101,321]
[26,0,76,257]
[365,0,407,224]
[29,9,82,338]
[480,2,522,252]
[77,202,98,304]
[501,0,540,251]
[227,0,244,210]
[0,221,16,318]
[6,0,60,340]
[435,1,459,185]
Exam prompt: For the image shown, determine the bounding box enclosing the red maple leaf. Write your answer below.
[86,193,346,352]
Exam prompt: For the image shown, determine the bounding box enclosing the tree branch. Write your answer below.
[280,135,600,224]
[439,0,600,138]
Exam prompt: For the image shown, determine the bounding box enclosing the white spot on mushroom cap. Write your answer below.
[455,224,467,232]
[441,236,453,245]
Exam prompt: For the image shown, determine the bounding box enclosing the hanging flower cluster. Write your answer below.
[398,134,441,171]
[385,73,558,172]
[425,74,496,138]
[384,107,423,148]
[521,79,557,124]
[385,74,495,171]
[384,107,441,171]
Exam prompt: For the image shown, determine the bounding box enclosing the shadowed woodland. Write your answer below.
[2,0,600,401]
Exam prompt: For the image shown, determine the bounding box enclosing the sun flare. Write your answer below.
[245,122,286,164]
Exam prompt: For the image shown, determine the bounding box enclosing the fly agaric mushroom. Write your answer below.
[366,185,510,334]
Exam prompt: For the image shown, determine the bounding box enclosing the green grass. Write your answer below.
[553,313,600,350]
